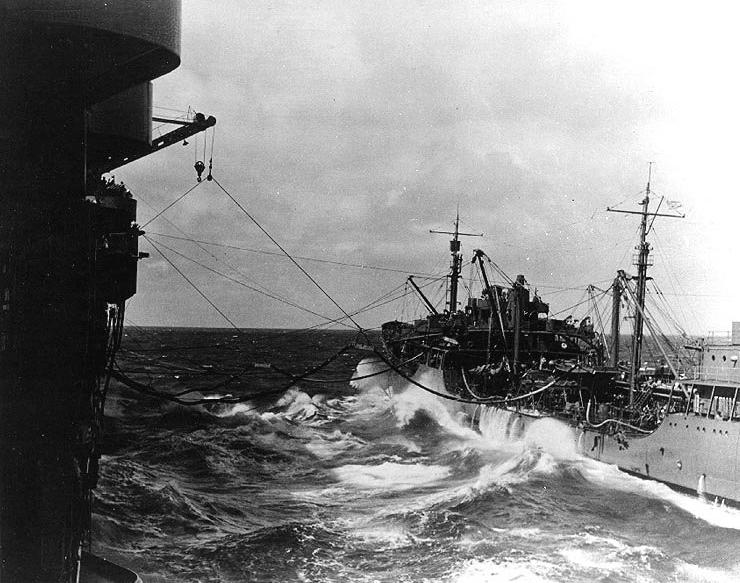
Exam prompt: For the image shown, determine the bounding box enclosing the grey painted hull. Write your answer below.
[578,413,740,503]
[411,364,740,504]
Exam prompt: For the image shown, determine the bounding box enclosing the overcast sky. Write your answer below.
[118,1,740,336]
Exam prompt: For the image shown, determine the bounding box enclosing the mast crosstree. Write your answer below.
[607,164,684,406]
[430,212,482,313]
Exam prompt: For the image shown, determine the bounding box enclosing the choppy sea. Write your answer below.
[93,327,740,582]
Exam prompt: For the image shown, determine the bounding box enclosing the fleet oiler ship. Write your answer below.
[380,174,740,506]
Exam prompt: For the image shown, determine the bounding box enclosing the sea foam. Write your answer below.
[332,461,451,491]
[392,378,479,440]
[577,457,740,530]
[449,557,559,583]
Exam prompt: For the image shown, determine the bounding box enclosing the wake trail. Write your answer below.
[577,457,740,530]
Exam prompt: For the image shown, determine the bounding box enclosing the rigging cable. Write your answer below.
[649,280,688,339]
[207,125,216,181]
[549,293,600,318]
[588,285,611,358]
[146,231,439,276]
[399,278,410,322]
[484,255,514,287]
[202,125,207,166]
[144,235,356,329]
[492,280,508,350]
[146,235,241,330]
[646,194,664,236]
[212,176,368,340]
[596,288,614,356]
[128,186,338,337]
[651,229,704,334]
[124,254,400,379]
[289,274,444,334]
[141,181,204,229]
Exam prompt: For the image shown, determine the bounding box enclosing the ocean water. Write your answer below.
[94,328,740,582]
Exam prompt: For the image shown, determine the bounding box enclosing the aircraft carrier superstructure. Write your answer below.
[0,3,214,581]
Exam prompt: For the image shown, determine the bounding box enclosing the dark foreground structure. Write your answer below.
[0,3,213,581]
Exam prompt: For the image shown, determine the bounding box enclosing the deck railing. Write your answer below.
[697,366,740,383]
[706,330,736,345]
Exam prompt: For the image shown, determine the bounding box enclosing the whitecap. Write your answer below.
[506,527,543,539]
[393,381,479,440]
[522,417,578,460]
[448,557,560,583]
[675,561,740,583]
[338,372,396,420]
[559,547,624,572]
[275,388,320,421]
[304,430,365,459]
[332,461,450,491]
[350,357,395,393]
[212,402,259,418]
[349,523,418,549]
[473,448,562,488]
[477,408,577,459]
[290,486,349,504]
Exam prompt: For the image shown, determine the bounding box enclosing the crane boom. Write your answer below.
[97,112,217,174]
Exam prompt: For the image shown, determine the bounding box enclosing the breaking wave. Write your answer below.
[96,330,740,582]
[332,461,452,491]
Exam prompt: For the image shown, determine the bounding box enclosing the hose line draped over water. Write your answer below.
[584,400,652,434]
[123,175,618,424]
[111,347,429,405]
[371,348,581,406]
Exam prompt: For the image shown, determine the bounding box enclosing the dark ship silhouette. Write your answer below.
[1,3,214,581]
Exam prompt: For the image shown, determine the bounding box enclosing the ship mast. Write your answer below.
[631,173,651,405]
[430,211,481,314]
[607,164,683,407]
[610,276,622,368]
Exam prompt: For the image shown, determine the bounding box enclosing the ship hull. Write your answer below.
[411,364,740,505]
[578,411,740,504]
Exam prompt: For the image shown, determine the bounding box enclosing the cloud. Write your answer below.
[117,1,738,332]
